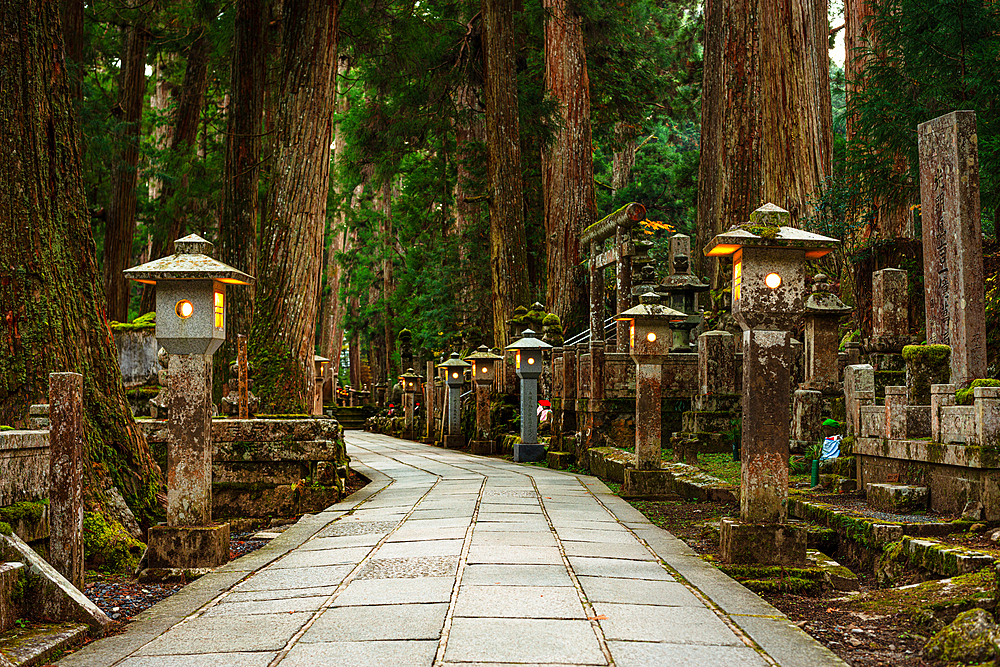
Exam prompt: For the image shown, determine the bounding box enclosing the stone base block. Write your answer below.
[137,567,214,584]
[513,444,546,463]
[147,524,230,570]
[719,518,807,566]
[422,438,436,445]
[546,451,575,470]
[1,561,24,632]
[866,483,929,513]
[470,440,494,455]
[621,468,677,499]
[443,435,466,449]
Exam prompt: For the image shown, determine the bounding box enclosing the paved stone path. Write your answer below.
[60,432,844,667]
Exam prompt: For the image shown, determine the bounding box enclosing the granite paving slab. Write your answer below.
[60,431,846,667]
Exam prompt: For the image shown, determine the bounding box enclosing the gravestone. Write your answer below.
[917,110,987,386]
[48,373,84,589]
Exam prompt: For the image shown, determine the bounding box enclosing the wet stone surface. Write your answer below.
[316,520,398,537]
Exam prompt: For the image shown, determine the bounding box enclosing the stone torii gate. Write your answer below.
[581,202,650,352]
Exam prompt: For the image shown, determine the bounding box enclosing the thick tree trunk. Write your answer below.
[845,0,911,239]
[611,122,637,199]
[217,0,265,398]
[103,13,151,322]
[0,0,161,524]
[696,0,761,290]
[759,0,832,221]
[482,0,529,348]
[138,13,214,316]
[59,0,84,100]
[250,0,341,412]
[542,0,594,335]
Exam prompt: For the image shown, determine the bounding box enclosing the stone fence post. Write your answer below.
[885,386,908,440]
[844,364,875,437]
[931,383,956,443]
[975,385,1000,448]
[48,372,84,589]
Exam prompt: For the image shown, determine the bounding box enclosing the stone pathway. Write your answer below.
[59,432,845,667]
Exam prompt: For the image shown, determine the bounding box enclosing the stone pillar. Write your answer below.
[635,362,663,469]
[616,226,632,354]
[447,384,461,437]
[698,330,735,395]
[845,341,861,367]
[885,386,908,440]
[918,110,987,387]
[166,354,214,526]
[792,389,823,446]
[975,385,1000,448]
[584,340,606,451]
[237,334,249,419]
[871,268,909,352]
[519,375,539,446]
[589,240,605,342]
[740,330,791,523]
[425,361,436,442]
[931,383,957,442]
[472,381,493,454]
[313,374,324,416]
[844,364,875,437]
[48,372,84,589]
[904,345,951,405]
[669,233,692,273]
[404,390,415,438]
[562,346,577,434]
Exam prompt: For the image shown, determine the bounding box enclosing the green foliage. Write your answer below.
[845,0,1000,232]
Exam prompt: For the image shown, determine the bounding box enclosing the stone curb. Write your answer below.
[895,535,995,578]
[575,475,848,667]
[54,462,391,666]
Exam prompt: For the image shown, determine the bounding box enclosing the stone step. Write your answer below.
[0,563,24,634]
[865,483,929,513]
[0,622,89,667]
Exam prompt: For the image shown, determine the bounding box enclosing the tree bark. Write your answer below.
[59,0,84,101]
[542,0,594,335]
[217,0,266,396]
[103,11,151,323]
[251,0,341,412]
[482,0,529,348]
[611,122,637,198]
[138,11,214,316]
[0,0,161,524]
[759,0,832,221]
[696,0,761,290]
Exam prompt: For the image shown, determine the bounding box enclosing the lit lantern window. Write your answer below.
[176,300,194,319]
[630,322,635,347]
[733,259,742,301]
[527,357,535,365]
[765,272,782,289]
[452,372,459,379]
[214,291,225,328]
[646,332,657,343]
[516,351,521,369]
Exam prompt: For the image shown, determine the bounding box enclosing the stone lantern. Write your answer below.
[506,330,552,462]
[313,355,329,416]
[439,353,470,448]
[401,368,422,439]
[656,251,709,353]
[124,233,252,572]
[703,203,838,565]
[618,293,687,471]
[466,346,503,454]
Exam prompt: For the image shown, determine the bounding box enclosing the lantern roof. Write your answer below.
[438,352,471,369]
[401,368,422,380]
[702,204,839,259]
[124,234,254,285]
[314,355,330,363]
[465,345,503,362]
[506,330,553,351]
[618,293,688,320]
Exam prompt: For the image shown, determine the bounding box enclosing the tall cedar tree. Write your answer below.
[217,0,265,390]
[542,0,595,335]
[483,0,530,348]
[251,0,342,412]
[103,6,151,322]
[0,0,161,523]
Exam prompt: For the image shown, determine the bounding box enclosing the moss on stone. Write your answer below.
[0,522,11,535]
[956,379,1000,405]
[923,608,999,664]
[542,313,561,326]
[82,511,145,574]
[0,501,48,526]
[902,344,951,366]
[109,312,156,332]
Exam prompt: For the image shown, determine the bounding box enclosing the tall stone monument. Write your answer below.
[918,110,987,387]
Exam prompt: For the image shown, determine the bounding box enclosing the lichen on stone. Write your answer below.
[83,511,145,574]
[923,607,1000,664]
[956,379,1000,405]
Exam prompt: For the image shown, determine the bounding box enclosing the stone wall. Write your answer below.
[0,431,49,506]
[138,417,349,519]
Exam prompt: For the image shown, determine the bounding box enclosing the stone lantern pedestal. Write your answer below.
[705,204,839,565]
[125,234,252,574]
[507,331,552,462]
[466,346,503,454]
[439,353,470,449]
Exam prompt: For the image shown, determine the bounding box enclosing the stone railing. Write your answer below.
[0,430,49,508]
